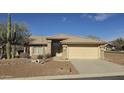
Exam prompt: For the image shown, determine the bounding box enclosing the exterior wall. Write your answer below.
[104,51,124,65]
[99,45,106,60]
[29,43,104,59]
[62,45,68,59]
[67,44,100,59]
[47,40,51,56]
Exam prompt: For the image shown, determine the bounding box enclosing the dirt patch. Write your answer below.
[0,58,78,79]
[104,51,124,65]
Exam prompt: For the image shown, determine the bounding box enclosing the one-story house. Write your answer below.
[29,34,106,59]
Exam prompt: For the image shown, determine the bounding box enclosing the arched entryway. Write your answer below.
[47,37,67,58]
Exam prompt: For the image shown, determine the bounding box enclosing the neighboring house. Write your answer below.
[29,34,106,59]
[104,43,116,51]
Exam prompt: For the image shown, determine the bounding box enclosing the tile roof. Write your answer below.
[29,36,48,45]
[47,34,68,40]
[48,34,106,44]
[29,34,106,45]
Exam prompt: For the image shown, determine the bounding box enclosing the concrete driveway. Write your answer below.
[71,59,124,74]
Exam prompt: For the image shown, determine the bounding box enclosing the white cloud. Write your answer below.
[62,17,67,22]
[81,13,114,21]
[88,15,93,19]
[80,14,87,18]
[94,13,113,21]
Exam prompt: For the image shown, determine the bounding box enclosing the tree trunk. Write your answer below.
[0,46,4,59]
[11,45,16,58]
[6,42,11,59]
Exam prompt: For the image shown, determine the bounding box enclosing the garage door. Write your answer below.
[68,45,100,59]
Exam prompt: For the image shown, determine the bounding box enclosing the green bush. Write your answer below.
[37,55,43,59]
[37,54,51,59]
[19,52,29,58]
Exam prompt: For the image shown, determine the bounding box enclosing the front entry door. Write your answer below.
[51,41,62,57]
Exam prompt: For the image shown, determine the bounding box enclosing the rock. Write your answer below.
[2,58,6,60]
[31,59,40,63]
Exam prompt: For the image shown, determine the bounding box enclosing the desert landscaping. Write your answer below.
[0,58,78,79]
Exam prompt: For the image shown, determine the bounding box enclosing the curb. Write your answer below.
[6,72,124,80]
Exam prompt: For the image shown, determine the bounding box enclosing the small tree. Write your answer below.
[111,37,124,51]
[0,24,7,58]
[0,14,31,59]
[15,23,31,53]
[0,24,7,46]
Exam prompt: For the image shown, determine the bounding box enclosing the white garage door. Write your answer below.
[68,45,100,59]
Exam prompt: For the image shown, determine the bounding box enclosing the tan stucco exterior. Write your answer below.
[30,44,103,60]
[65,44,101,59]
[62,45,68,59]
[29,35,106,59]
[47,40,52,55]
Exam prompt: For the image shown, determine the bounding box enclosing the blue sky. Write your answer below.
[0,13,124,41]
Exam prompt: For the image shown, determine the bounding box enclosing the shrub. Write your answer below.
[37,55,43,59]
[19,52,29,58]
[45,54,51,58]
[37,54,51,59]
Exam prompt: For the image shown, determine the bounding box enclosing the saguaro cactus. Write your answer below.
[11,24,16,58]
[6,14,11,59]
[1,14,30,59]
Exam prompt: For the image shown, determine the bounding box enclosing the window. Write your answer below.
[33,47,43,55]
